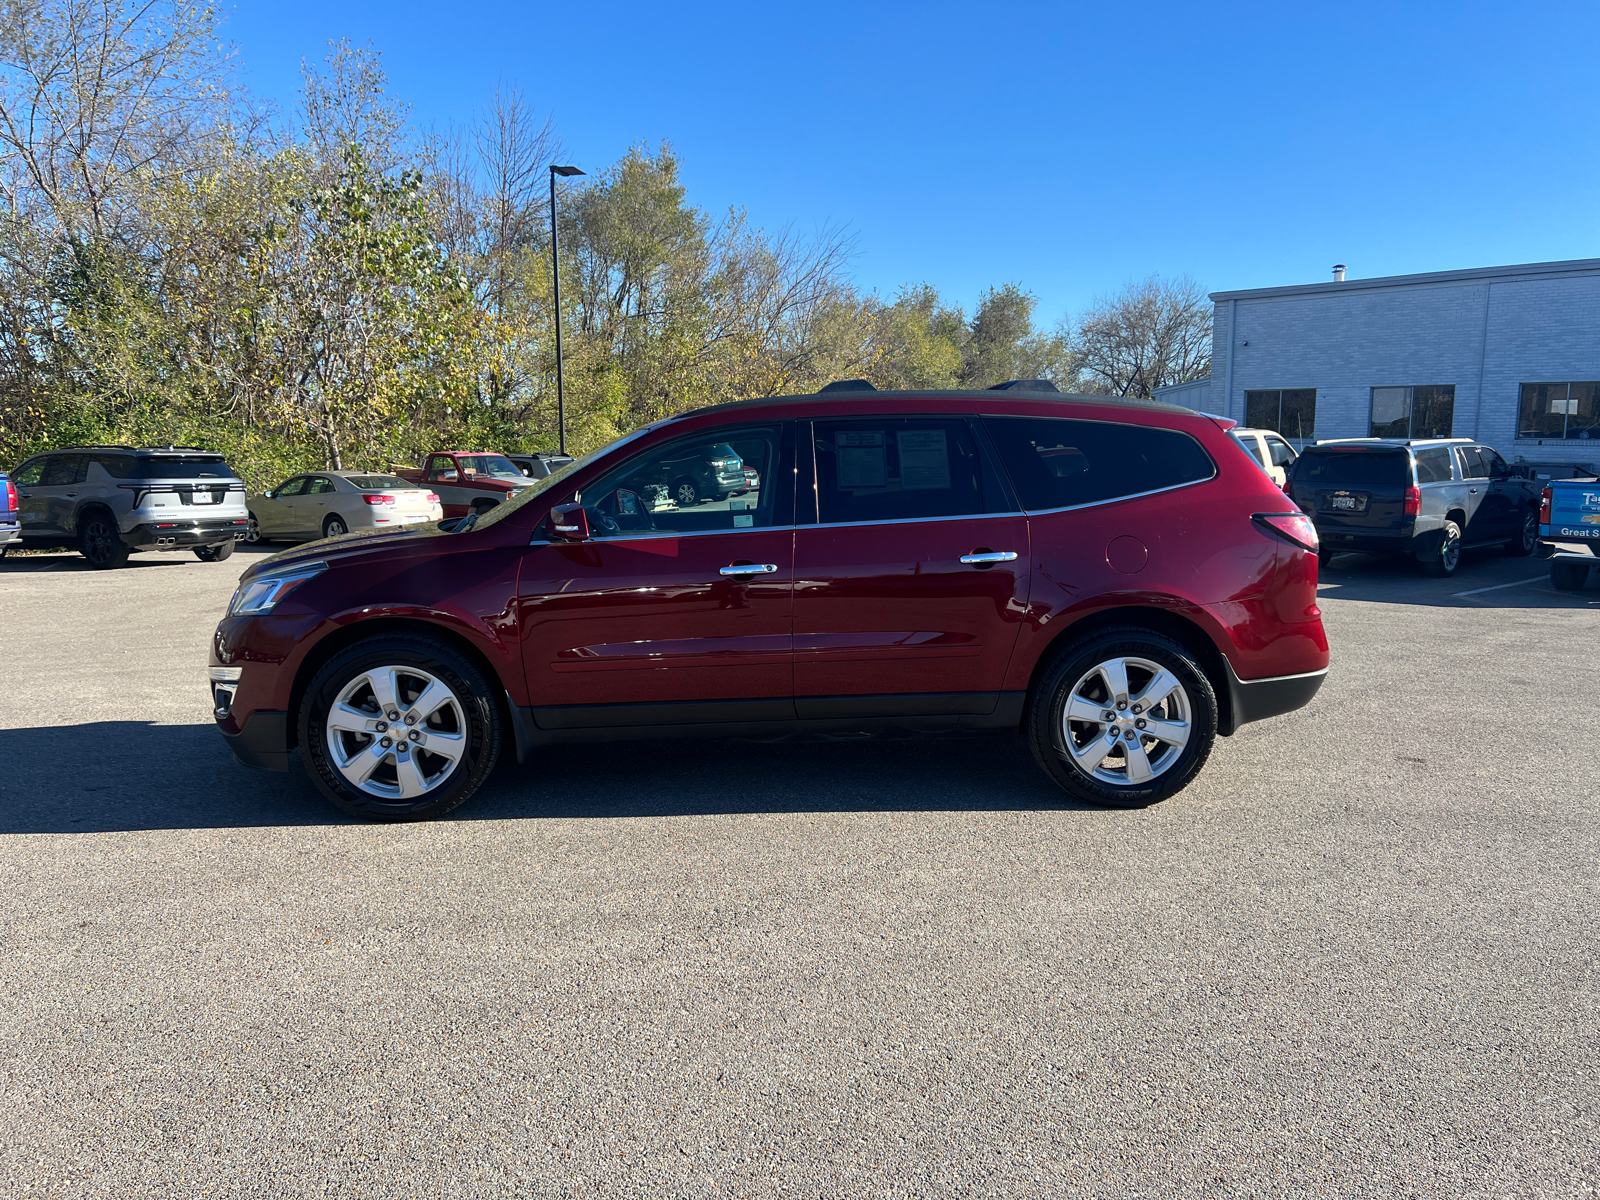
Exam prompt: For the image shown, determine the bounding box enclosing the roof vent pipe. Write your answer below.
[1332,264,1347,282]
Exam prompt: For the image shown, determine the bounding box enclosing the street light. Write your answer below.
[548,164,585,456]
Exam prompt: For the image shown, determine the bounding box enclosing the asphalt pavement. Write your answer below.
[1,542,1596,1198]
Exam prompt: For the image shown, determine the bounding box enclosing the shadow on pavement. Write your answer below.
[0,721,1078,834]
[1316,549,1598,609]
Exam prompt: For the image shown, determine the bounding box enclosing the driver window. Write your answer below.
[274,477,308,498]
[576,424,784,536]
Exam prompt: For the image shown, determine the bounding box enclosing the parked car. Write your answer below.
[394,452,534,518]
[245,472,443,545]
[0,470,18,558]
[211,382,1328,822]
[1537,475,1600,590]
[1229,427,1298,489]
[1289,437,1541,577]
[11,445,246,568]
[618,439,747,508]
[505,452,575,480]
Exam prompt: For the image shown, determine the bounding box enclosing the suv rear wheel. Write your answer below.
[299,634,503,821]
[79,511,130,570]
[1026,629,1218,808]
[1419,519,1462,578]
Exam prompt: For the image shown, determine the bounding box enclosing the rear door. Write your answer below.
[519,422,796,729]
[792,416,1028,718]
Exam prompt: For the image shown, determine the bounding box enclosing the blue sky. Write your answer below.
[225,0,1600,324]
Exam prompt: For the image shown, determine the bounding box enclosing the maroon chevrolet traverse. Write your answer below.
[209,382,1329,820]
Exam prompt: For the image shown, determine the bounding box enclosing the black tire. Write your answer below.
[243,512,265,544]
[322,514,348,538]
[78,511,130,570]
[298,634,503,821]
[1551,561,1590,592]
[1506,509,1538,557]
[671,476,700,507]
[1025,629,1218,809]
[195,539,234,562]
[1317,547,1334,569]
[1418,519,1462,578]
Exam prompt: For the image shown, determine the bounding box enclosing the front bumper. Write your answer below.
[221,709,290,771]
[124,516,248,550]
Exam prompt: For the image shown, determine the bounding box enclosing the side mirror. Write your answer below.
[549,503,591,541]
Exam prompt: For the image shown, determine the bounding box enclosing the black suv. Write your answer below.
[1289,438,1540,577]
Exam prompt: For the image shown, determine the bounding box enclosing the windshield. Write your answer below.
[467,427,661,532]
[346,474,412,490]
[1294,449,1409,487]
[454,454,524,481]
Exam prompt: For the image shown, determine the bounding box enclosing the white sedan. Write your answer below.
[245,472,443,544]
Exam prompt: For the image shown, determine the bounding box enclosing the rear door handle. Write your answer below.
[960,551,1019,565]
[1469,488,1478,494]
[719,563,778,576]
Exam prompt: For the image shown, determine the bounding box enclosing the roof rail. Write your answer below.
[817,379,877,394]
[986,379,1060,392]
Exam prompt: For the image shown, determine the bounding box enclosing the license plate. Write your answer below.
[1330,495,1357,510]
[191,490,214,504]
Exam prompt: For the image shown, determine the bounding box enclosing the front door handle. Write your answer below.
[960,551,1019,565]
[719,563,778,576]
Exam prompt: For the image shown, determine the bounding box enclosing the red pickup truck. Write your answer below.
[394,452,535,519]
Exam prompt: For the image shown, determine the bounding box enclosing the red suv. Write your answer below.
[210,382,1328,820]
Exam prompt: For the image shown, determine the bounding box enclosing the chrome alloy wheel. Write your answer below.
[1060,656,1192,785]
[324,666,467,799]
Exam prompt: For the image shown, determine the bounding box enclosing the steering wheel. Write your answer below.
[593,485,657,533]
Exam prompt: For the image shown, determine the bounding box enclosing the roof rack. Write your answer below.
[986,379,1060,392]
[816,379,876,393]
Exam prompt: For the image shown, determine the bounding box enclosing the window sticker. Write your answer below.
[730,499,753,527]
[896,429,951,490]
[836,430,887,489]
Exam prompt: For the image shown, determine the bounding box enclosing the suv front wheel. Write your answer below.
[299,634,503,821]
[1026,629,1218,808]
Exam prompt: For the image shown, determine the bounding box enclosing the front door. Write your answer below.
[519,422,796,730]
[793,417,1029,718]
[1455,446,1501,541]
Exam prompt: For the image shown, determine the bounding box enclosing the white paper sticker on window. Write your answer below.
[897,429,951,490]
[734,513,753,527]
[836,430,887,489]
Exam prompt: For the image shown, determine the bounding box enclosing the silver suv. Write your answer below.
[10,446,248,569]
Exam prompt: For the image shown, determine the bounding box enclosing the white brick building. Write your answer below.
[1153,258,1600,471]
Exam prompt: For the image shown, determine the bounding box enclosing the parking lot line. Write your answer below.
[1452,575,1549,597]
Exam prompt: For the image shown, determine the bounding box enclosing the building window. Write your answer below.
[1243,389,1316,439]
[1517,382,1600,440]
[1370,385,1455,439]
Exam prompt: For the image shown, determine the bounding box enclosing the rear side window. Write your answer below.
[87,454,139,479]
[1413,447,1454,483]
[814,418,987,523]
[1294,450,1409,487]
[1265,437,1297,468]
[983,416,1214,510]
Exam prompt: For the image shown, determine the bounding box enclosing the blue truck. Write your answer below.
[1539,476,1600,590]
[0,470,18,557]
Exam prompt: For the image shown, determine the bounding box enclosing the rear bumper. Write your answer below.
[0,523,18,547]
[1313,523,1416,554]
[1222,664,1328,735]
[124,517,248,550]
[220,709,290,771]
[1539,539,1597,562]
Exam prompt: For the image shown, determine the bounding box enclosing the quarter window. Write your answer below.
[983,416,1215,511]
[1370,385,1455,439]
[1244,389,1317,439]
[1516,382,1600,441]
[1264,437,1297,469]
[813,418,987,524]
[1412,446,1454,483]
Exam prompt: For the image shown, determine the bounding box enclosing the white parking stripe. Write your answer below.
[1452,575,1549,597]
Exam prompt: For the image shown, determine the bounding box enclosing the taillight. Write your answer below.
[1540,484,1552,526]
[361,494,396,506]
[4,479,15,512]
[1254,511,1319,551]
[426,493,440,505]
[1403,485,1421,517]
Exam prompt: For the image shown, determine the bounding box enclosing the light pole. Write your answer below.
[548,164,584,455]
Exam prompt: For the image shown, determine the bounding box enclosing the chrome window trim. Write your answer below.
[550,524,796,545]
[1013,475,1215,517]
[806,510,1024,532]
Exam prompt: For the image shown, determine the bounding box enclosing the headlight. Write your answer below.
[228,561,327,615]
